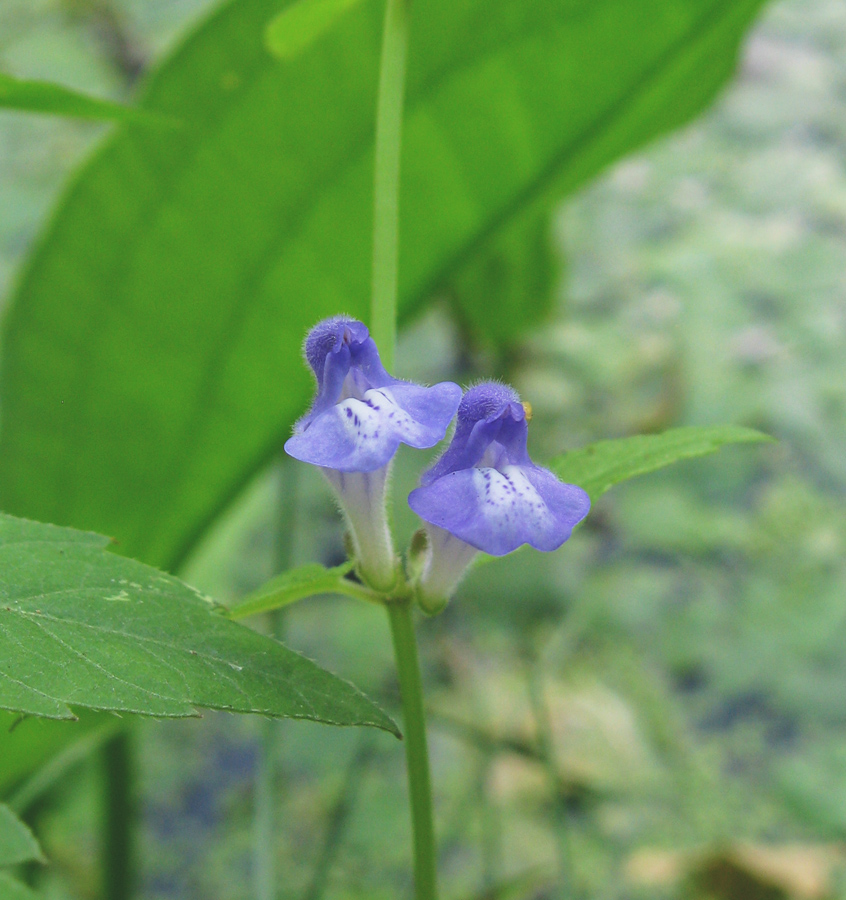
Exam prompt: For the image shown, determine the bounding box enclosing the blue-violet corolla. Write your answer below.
[285,316,462,590]
[408,383,590,611]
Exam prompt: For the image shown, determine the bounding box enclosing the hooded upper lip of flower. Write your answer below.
[408,383,591,556]
[284,316,462,473]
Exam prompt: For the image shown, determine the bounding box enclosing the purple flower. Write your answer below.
[285,316,461,590]
[408,383,590,610]
[285,317,461,473]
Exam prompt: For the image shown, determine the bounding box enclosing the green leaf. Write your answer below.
[266,0,365,59]
[0,72,169,126]
[227,562,381,620]
[0,804,43,866]
[0,872,40,900]
[0,514,398,734]
[0,0,768,572]
[550,426,773,502]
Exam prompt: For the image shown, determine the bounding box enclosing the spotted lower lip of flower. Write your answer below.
[284,316,462,473]
[408,382,590,609]
[410,461,589,557]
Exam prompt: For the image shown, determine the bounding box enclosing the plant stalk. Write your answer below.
[254,459,299,900]
[388,600,438,900]
[370,0,410,371]
[371,2,435,895]
[102,731,134,900]
[254,716,277,900]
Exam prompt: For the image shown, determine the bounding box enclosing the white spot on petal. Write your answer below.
[471,465,555,540]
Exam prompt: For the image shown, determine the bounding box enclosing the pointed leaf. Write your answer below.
[0,514,397,734]
[0,0,768,572]
[0,804,43,867]
[0,73,168,126]
[550,426,773,502]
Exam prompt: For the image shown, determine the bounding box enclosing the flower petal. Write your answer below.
[384,382,463,444]
[409,464,590,556]
[420,387,531,484]
[301,317,396,424]
[285,382,461,473]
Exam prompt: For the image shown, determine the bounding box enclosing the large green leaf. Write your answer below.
[550,426,773,502]
[0,804,42,867]
[0,0,767,571]
[0,514,397,733]
[0,73,164,125]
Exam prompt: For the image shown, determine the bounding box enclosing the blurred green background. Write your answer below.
[3,0,846,898]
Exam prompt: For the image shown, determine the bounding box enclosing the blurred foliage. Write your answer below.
[445,212,557,357]
[0,711,117,800]
[2,0,846,899]
[0,803,43,866]
[0,803,43,899]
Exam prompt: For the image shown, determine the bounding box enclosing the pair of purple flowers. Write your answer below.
[285,317,590,610]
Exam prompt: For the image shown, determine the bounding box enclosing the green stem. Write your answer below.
[370,0,410,371]
[102,731,134,900]
[371,1,434,894]
[388,600,438,900]
[254,459,299,900]
[254,720,276,900]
